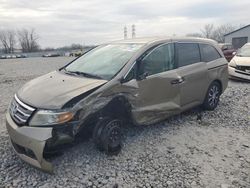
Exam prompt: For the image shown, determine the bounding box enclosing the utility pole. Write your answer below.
[124,26,127,39]
[132,24,136,38]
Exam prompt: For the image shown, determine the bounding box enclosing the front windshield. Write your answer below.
[64,44,143,80]
[237,45,250,57]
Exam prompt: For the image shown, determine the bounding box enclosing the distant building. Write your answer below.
[224,24,250,49]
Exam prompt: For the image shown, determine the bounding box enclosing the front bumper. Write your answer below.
[6,112,54,173]
[228,66,250,81]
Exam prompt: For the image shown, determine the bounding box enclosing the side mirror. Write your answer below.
[232,51,236,56]
[138,72,149,80]
[120,77,126,84]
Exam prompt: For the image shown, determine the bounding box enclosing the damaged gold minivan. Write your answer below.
[6,37,228,172]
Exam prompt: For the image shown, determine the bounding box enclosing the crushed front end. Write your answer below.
[6,95,78,173]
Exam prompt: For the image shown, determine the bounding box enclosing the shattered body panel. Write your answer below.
[6,37,229,172]
[72,72,180,127]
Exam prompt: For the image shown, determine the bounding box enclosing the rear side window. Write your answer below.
[200,44,221,62]
[177,43,200,67]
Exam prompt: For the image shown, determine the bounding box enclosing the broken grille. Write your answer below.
[236,65,250,72]
[9,94,36,126]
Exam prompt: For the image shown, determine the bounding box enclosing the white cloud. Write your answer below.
[0,0,249,47]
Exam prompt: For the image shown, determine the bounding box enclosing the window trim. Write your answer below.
[176,42,202,68]
[137,42,176,78]
[122,60,137,82]
[140,43,168,63]
[123,42,176,81]
[122,41,222,82]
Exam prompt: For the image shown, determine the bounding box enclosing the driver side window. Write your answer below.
[140,43,175,76]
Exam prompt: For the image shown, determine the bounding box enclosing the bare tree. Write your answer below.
[187,24,241,43]
[17,28,40,52]
[201,24,214,39]
[186,33,204,38]
[8,30,16,53]
[212,24,236,43]
[0,30,8,53]
[0,30,16,53]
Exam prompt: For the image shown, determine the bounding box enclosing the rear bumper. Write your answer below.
[6,112,53,173]
[228,66,250,81]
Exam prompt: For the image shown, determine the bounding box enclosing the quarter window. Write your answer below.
[200,44,221,62]
[124,65,136,82]
[139,43,175,76]
[177,43,200,67]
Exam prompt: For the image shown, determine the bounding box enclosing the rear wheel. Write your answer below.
[203,81,221,110]
[93,117,122,155]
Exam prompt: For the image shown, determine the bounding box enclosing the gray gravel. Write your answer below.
[0,57,249,188]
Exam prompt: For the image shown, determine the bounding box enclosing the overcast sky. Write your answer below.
[0,0,249,48]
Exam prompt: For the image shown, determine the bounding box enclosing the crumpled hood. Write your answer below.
[232,56,250,66]
[17,71,107,109]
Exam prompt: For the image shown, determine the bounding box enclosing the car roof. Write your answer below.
[109,36,218,45]
[219,43,232,46]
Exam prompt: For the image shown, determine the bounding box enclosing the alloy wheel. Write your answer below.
[208,85,219,108]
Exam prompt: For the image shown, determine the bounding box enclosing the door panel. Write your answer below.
[123,42,181,125]
[132,70,181,125]
[176,62,209,108]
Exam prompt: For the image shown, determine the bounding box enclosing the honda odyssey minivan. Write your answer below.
[6,37,228,172]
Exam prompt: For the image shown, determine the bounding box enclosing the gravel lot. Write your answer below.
[0,57,249,188]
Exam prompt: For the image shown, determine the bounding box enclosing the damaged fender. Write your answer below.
[71,70,181,130]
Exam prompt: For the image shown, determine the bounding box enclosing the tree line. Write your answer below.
[187,24,244,43]
[1,24,243,54]
[0,28,39,54]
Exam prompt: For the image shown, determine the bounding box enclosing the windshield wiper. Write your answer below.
[63,69,104,80]
[74,71,104,79]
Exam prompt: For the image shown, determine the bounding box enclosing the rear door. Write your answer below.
[175,42,209,109]
[128,43,181,125]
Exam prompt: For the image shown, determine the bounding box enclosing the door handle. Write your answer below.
[171,77,185,85]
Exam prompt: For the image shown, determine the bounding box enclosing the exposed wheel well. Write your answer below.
[77,96,133,138]
[100,96,132,122]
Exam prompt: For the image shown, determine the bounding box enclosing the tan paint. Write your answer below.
[6,112,53,173]
[6,37,229,172]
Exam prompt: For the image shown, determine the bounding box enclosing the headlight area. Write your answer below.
[29,110,83,154]
[29,110,74,126]
[228,60,237,68]
[44,125,76,154]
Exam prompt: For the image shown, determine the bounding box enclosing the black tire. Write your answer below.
[203,81,221,110]
[92,117,111,151]
[93,117,122,155]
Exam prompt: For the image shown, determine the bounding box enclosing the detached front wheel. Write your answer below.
[203,81,221,110]
[93,117,122,155]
